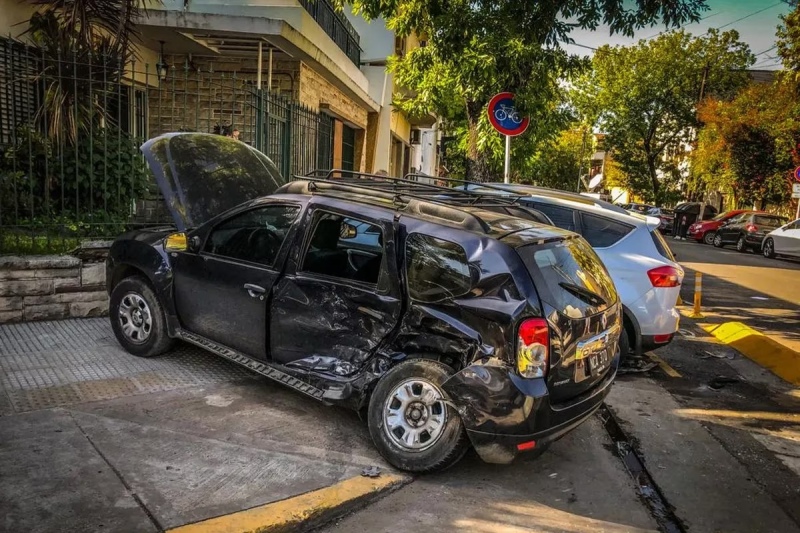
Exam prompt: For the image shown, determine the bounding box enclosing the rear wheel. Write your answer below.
[618,325,632,360]
[736,235,747,252]
[110,276,174,358]
[368,359,468,473]
[713,233,724,248]
[702,232,715,245]
[763,238,776,258]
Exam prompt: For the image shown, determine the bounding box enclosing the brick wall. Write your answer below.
[147,56,301,143]
[0,256,108,324]
[298,63,368,128]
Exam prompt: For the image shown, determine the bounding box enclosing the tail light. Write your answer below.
[647,265,683,288]
[746,224,758,233]
[517,318,549,378]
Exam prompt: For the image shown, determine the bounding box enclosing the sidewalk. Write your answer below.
[0,319,408,533]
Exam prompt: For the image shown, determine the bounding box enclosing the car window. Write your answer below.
[204,205,299,266]
[754,215,787,228]
[301,212,385,285]
[726,214,746,225]
[406,234,471,303]
[517,238,617,318]
[526,202,576,232]
[579,212,634,248]
[785,220,800,230]
[650,230,676,261]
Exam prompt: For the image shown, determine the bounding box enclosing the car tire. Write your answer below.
[618,325,632,360]
[368,359,469,473]
[109,276,174,358]
[736,235,747,252]
[702,232,715,245]
[713,233,724,248]
[763,238,776,259]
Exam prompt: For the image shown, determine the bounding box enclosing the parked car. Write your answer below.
[763,219,800,259]
[620,203,655,215]
[453,185,683,358]
[647,207,675,235]
[713,213,789,252]
[456,182,631,215]
[687,210,763,245]
[107,133,622,473]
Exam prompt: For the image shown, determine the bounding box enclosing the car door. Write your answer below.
[269,205,403,375]
[777,220,800,256]
[171,202,302,358]
[720,214,746,243]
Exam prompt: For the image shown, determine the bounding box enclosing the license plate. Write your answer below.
[574,326,618,383]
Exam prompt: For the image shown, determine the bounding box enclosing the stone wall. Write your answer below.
[0,256,108,324]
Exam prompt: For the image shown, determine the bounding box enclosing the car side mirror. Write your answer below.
[164,232,188,252]
[340,222,358,239]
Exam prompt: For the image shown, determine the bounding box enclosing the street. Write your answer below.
[2,233,800,533]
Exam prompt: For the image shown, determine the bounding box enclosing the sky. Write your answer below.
[563,0,794,70]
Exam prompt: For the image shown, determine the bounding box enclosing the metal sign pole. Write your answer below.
[504,135,511,184]
[796,197,799,221]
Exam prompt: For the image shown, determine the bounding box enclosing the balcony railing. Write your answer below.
[299,0,361,66]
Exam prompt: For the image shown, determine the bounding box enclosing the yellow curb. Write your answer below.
[697,321,800,386]
[646,351,682,378]
[167,473,409,533]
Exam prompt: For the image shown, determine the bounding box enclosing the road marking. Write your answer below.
[646,352,682,378]
[700,322,800,386]
[166,473,409,533]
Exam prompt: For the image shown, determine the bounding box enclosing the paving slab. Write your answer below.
[607,378,799,533]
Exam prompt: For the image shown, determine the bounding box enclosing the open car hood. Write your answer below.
[141,133,286,231]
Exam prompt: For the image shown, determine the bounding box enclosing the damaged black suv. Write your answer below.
[107,133,622,472]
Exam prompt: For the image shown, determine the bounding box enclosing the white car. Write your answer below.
[462,184,684,356]
[763,219,800,259]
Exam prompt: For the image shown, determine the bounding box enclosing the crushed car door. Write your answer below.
[269,208,402,376]
[172,203,301,358]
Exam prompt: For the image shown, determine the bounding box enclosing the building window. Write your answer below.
[341,124,356,171]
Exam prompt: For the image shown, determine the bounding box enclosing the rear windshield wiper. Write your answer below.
[559,282,607,307]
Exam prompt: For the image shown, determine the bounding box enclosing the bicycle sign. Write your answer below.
[488,92,529,136]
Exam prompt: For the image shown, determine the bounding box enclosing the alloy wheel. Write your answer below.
[713,234,722,247]
[118,292,153,344]
[764,239,774,258]
[383,378,447,451]
[703,232,714,245]
[736,236,745,252]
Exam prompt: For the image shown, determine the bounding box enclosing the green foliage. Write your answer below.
[693,78,800,209]
[345,0,708,181]
[574,29,754,203]
[777,3,800,76]
[524,128,586,190]
[0,125,151,228]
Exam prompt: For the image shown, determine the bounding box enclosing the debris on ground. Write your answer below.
[361,466,382,478]
[708,377,741,390]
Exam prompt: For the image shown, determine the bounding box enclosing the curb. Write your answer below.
[166,473,411,533]
[679,309,800,385]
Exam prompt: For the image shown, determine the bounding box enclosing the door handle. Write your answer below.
[244,283,266,298]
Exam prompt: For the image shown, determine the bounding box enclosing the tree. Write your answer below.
[574,30,753,203]
[525,128,587,191]
[777,2,800,77]
[343,0,709,181]
[693,78,800,209]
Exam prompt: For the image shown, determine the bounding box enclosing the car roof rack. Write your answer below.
[289,170,554,233]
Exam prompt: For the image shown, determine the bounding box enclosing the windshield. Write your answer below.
[518,237,617,318]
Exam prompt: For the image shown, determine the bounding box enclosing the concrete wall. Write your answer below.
[0,0,37,40]
[0,256,108,324]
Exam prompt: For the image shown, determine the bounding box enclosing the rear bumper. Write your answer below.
[641,333,675,351]
[686,227,706,241]
[745,234,767,248]
[442,354,619,464]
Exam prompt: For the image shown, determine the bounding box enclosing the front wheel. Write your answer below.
[763,238,776,258]
[713,233,724,248]
[703,232,715,245]
[110,276,174,358]
[368,359,469,473]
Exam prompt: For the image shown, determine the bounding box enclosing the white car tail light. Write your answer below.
[647,265,683,288]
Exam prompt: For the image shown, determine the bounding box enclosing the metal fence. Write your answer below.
[0,37,334,255]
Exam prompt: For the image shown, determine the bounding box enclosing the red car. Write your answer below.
[687,210,766,244]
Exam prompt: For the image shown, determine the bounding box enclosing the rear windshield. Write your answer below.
[650,230,676,261]
[517,237,617,318]
[754,215,787,227]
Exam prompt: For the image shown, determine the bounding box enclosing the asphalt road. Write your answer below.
[671,238,800,352]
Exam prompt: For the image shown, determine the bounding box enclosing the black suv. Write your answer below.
[106,133,622,472]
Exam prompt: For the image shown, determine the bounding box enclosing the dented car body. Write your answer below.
[107,133,622,471]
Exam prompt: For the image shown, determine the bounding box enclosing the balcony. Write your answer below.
[299,0,361,66]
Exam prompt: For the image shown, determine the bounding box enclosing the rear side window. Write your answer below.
[650,230,676,261]
[406,234,471,303]
[518,238,617,318]
[579,212,634,248]
[526,202,576,231]
[754,215,787,227]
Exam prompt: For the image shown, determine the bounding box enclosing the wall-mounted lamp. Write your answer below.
[156,41,169,81]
